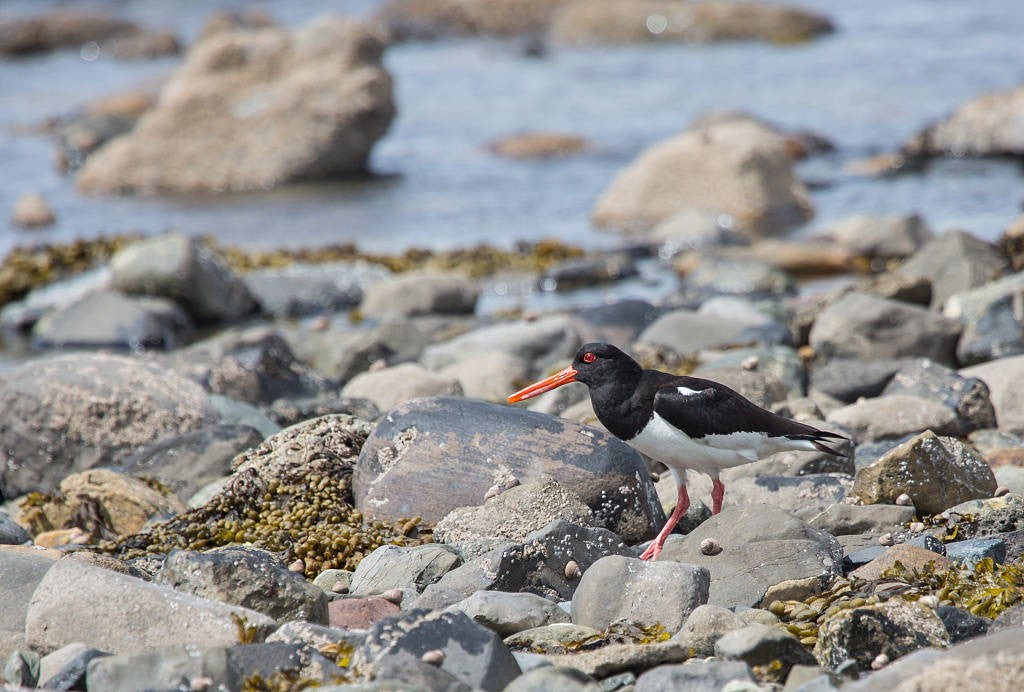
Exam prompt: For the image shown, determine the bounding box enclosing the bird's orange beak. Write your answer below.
[507,366,578,403]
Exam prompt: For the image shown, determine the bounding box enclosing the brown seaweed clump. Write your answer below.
[107,415,430,578]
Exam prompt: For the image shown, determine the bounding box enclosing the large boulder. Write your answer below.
[592,118,813,236]
[808,292,961,365]
[962,354,1024,434]
[77,17,394,193]
[109,233,256,324]
[354,397,665,543]
[0,353,220,498]
[550,0,833,46]
[359,272,479,319]
[904,84,1024,159]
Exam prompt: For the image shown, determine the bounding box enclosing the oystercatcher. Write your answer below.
[507,342,847,560]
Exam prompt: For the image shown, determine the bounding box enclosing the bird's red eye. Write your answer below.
[583,352,596,363]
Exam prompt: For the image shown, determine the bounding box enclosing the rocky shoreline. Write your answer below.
[1,205,1024,690]
[4,2,1024,691]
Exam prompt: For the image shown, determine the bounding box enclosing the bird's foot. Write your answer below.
[639,541,663,561]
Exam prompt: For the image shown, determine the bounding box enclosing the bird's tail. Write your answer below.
[787,430,849,457]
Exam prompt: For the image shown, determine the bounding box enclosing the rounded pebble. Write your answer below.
[878,533,894,546]
[741,355,759,371]
[484,484,502,501]
[288,559,305,573]
[895,493,913,506]
[871,653,890,670]
[380,588,404,604]
[331,582,349,594]
[918,594,939,608]
[564,560,581,580]
[995,486,1010,497]
[421,649,444,666]
[908,521,925,533]
[700,537,722,555]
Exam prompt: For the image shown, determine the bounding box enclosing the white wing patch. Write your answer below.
[676,386,704,396]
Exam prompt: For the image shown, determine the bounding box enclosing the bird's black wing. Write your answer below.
[652,376,847,453]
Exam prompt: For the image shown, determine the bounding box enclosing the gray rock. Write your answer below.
[808,292,961,365]
[990,605,1024,632]
[417,521,635,607]
[813,599,950,671]
[290,319,429,383]
[544,640,690,679]
[114,424,264,501]
[808,504,916,536]
[882,359,996,435]
[434,478,597,556]
[166,327,332,405]
[962,354,1024,434]
[58,113,137,170]
[0,512,30,545]
[356,609,521,691]
[31,289,192,351]
[359,272,479,320]
[0,353,220,498]
[243,261,388,318]
[697,345,806,399]
[77,18,394,193]
[420,315,580,377]
[571,555,710,634]
[636,308,768,357]
[894,229,1007,309]
[86,641,344,692]
[3,649,39,688]
[0,266,111,331]
[809,358,909,403]
[0,549,57,636]
[371,653,472,691]
[569,299,665,347]
[996,466,1024,495]
[904,83,1024,158]
[452,591,570,637]
[852,431,997,514]
[715,624,816,682]
[956,292,1024,366]
[936,606,991,643]
[109,233,256,323]
[658,504,843,609]
[634,660,756,692]
[341,362,463,411]
[157,546,329,624]
[944,537,1007,568]
[268,620,365,653]
[817,214,933,261]
[267,395,381,427]
[679,256,796,300]
[827,394,960,442]
[350,544,461,596]
[503,622,602,654]
[208,395,281,438]
[503,665,600,692]
[437,350,533,403]
[354,397,664,543]
[312,570,354,594]
[671,604,746,657]
[26,558,276,654]
[37,645,109,691]
[716,474,852,513]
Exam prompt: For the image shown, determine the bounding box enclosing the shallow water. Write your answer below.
[1,0,1023,258]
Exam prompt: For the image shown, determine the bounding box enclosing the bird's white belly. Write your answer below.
[625,413,809,477]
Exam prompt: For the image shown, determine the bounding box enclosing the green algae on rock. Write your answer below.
[107,415,430,578]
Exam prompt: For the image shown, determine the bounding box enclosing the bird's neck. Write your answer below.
[589,369,648,440]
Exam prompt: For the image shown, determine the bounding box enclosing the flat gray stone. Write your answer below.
[634,660,755,692]
[671,604,746,657]
[571,555,710,634]
[452,591,569,637]
[0,548,59,633]
[350,544,461,596]
[26,558,276,655]
[807,504,916,536]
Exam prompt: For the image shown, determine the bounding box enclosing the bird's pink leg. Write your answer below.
[711,478,725,515]
[639,483,690,561]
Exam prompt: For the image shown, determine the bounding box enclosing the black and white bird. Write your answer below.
[507,342,847,561]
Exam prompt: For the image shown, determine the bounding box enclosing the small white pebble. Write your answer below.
[918,594,939,609]
[331,582,349,594]
[700,538,722,556]
[995,486,1010,497]
[421,649,444,666]
[190,676,213,692]
[310,316,329,331]
[564,560,581,580]
[741,356,759,371]
[484,485,501,501]
[370,359,388,371]
[878,533,895,546]
[895,493,913,506]
[288,559,305,573]
[380,588,404,604]
[871,653,889,670]
[909,522,925,533]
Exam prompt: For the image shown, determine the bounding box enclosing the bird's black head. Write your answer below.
[507,342,641,403]
[571,342,641,386]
